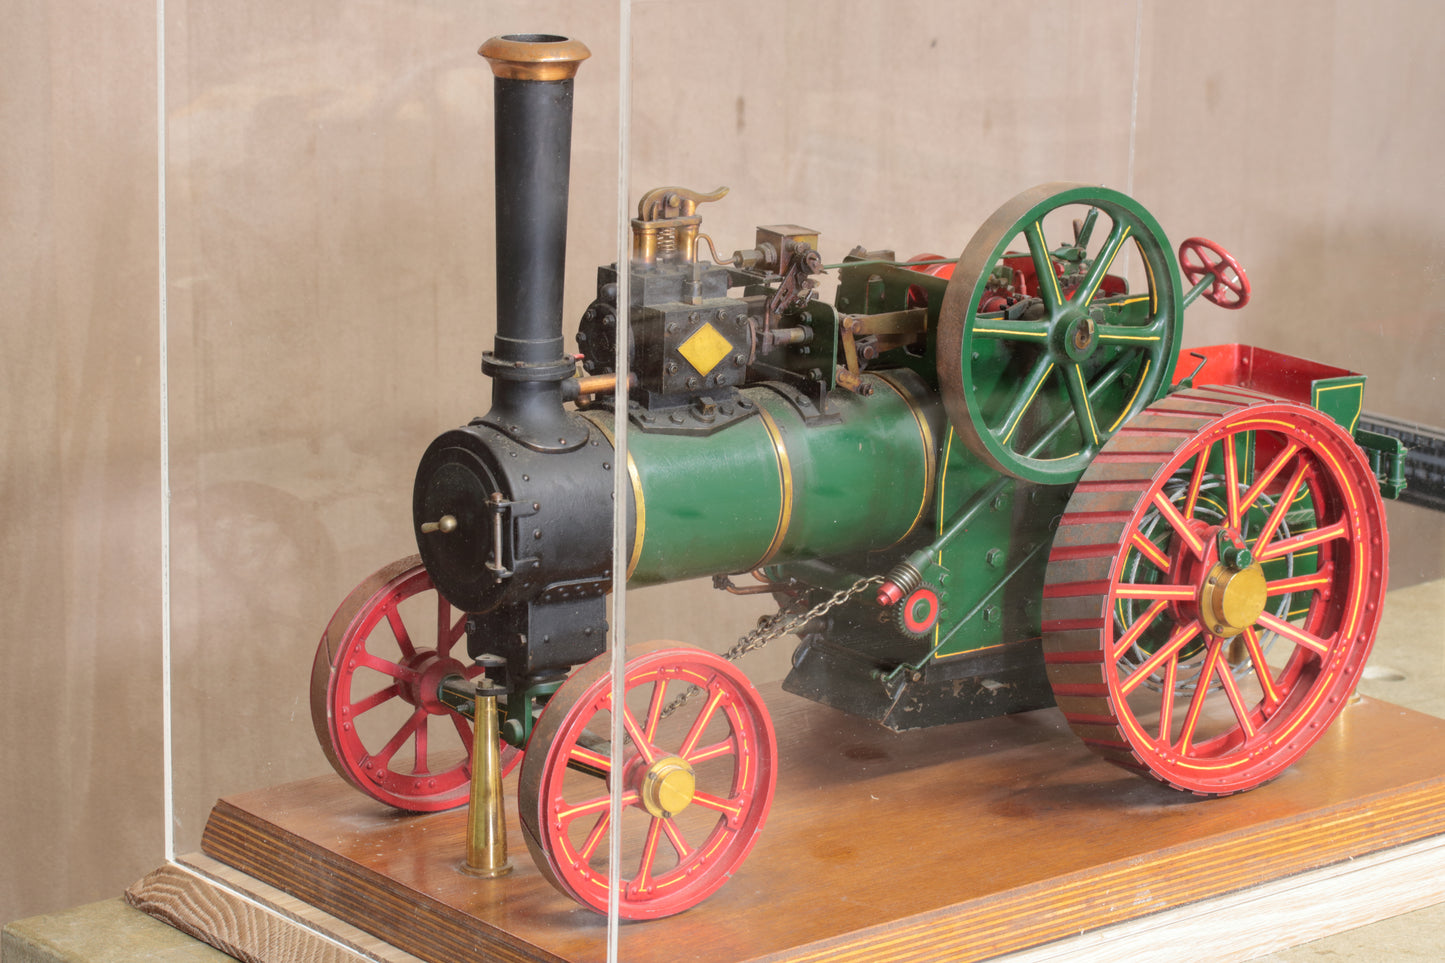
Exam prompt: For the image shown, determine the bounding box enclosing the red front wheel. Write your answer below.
[1043,387,1387,794]
[518,642,777,919]
[310,556,520,812]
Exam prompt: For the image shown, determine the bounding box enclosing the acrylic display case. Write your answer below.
[10,3,1445,962]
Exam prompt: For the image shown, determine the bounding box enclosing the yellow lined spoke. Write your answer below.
[577,810,611,861]
[1239,626,1282,706]
[1152,492,1207,558]
[679,685,726,759]
[1216,655,1258,740]
[620,704,660,766]
[1026,220,1063,311]
[690,790,743,818]
[662,816,693,861]
[1120,620,1203,695]
[1184,443,1212,521]
[1223,439,1242,529]
[1157,657,1177,743]
[1266,572,1332,595]
[1114,583,1196,601]
[1253,462,1309,550]
[972,319,1050,341]
[1257,612,1332,657]
[688,739,737,765]
[1095,321,1164,344]
[996,357,1056,448]
[1110,598,1169,662]
[569,743,612,775]
[1257,519,1349,562]
[1072,222,1131,305]
[633,818,666,890]
[1177,638,1225,752]
[1240,442,1303,516]
[1129,529,1171,570]
[643,679,669,742]
[1065,363,1101,447]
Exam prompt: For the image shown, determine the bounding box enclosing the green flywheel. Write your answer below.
[936,183,1184,485]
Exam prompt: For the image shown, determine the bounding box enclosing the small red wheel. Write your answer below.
[310,555,520,812]
[1043,387,1387,795]
[1179,237,1251,309]
[518,641,777,919]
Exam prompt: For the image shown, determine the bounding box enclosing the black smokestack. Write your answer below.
[478,34,591,451]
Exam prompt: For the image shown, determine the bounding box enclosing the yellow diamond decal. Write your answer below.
[677,322,733,376]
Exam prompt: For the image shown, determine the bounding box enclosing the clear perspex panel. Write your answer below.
[156,3,1445,960]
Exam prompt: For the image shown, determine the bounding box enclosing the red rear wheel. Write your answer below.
[518,642,777,918]
[310,556,520,811]
[1043,387,1387,795]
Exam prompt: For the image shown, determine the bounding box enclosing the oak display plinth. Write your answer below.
[172,690,1445,962]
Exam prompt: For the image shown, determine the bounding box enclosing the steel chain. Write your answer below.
[658,575,883,719]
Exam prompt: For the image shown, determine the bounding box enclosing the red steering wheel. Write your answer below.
[1179,237,1251,309]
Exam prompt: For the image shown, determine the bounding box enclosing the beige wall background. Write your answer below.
[6,0,1444,925]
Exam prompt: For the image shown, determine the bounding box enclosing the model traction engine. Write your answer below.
[310,34,1408,919]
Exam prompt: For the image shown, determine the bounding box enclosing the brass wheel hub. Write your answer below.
[638,755,696,819]
[1200,561,1267,638]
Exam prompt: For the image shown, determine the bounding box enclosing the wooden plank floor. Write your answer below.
[195,691,1445,963]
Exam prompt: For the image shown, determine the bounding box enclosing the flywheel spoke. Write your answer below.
[1071,220,1130,305]
[1095,320,1168,346]
[971,318,1050,341]
[1026,219,1063,312]
[1064,363,1102,449]
[995,355,1055,449]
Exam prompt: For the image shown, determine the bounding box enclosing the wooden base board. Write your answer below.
[171,692,1445,963]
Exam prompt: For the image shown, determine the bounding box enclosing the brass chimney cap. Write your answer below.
[480,34,591,82]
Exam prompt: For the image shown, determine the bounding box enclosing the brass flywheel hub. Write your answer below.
[1200,561,1267,638]
[639,755,696,819]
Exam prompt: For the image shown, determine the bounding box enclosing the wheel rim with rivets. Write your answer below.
[1042,387,1388,795]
